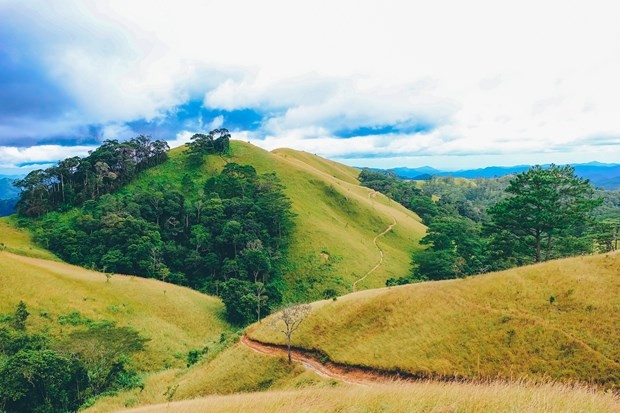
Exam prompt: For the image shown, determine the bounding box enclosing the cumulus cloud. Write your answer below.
[0,0,619,168]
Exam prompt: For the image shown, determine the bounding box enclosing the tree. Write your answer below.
[13,301,29,331]
[488,165,602,263]
[272,303,311,363]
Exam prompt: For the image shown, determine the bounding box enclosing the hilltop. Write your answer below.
[248,252,620,387]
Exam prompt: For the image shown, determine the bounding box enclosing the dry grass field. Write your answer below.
[121,380,619,413]
[249,252,620,386]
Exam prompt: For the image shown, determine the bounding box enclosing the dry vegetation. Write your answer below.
[121,380,619,413]
[249,252,620,387]
[84,344,332,412]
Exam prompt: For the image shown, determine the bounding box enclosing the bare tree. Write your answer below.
[272,303,311,363]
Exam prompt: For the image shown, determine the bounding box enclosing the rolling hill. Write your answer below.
[248,252,620,387]
[0,218,231,370]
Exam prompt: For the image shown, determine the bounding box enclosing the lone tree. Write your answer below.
[13,300,29,331]
[489,165,602,263]
[272,303,311,363]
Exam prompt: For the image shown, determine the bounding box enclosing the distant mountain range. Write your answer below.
[388,162,620,190]
[0,177,19,199]
[0,177,19,216]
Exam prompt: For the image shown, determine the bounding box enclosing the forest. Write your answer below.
[15,132,294,326]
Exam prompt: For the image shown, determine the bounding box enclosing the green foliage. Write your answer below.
[185,128,231,166]
[23,146,294,325]
[0,311,146,412]
[187,349,202,367]
[220,278,257,326]
[358,169,440,221]
[14,136,169,217]
[12,301,28,331]
[488,165,603,263]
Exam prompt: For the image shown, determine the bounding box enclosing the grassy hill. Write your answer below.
[0,219,231,370]
[248,252,620,387]
[121,140,426,299]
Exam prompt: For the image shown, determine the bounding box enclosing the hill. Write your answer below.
[117,140,426,299]
[0,219,231,370]
[0,218,331,412]
[248,252,620,387]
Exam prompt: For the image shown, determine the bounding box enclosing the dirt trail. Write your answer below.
[352,216,397,291]
[241,336,392,385]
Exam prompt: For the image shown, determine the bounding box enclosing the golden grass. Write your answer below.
[228,142,426,295]
[84,344,331,412]
[248,252,620,386]
[121,380,619,413]
[0,216,59,260]
[0,251,230,370]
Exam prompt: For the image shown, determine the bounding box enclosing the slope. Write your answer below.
[124,140,426,299]
[248,252,620,387]
[120,381,619,413]
[0,220,231,370]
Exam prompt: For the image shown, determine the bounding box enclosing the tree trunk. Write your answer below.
[287,335,292,363]
[534,229,541,262]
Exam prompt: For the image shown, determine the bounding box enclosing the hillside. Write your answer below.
[248,252,620,387]
[0,220,231,370]
[121,140,426,299]
[0,219,332,412]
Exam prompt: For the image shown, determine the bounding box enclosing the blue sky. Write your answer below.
[1,0,619,175]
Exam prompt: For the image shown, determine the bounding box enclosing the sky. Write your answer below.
[1,0,619,175]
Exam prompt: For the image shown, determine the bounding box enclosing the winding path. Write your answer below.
[352,216,397,291]
[241,335,390,385]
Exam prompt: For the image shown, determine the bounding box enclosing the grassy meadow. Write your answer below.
[0,248,231,370]
[248,252,620,387]
[120,381,619,413]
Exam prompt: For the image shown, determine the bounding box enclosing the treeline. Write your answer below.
[0,302,146,412]
[359,166,616,284]
[14,136,169,217]
[28,160,294,326]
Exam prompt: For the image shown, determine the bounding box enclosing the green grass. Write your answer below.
[108,141,426,299]
[0,250,231,370]
[248,252,620,387]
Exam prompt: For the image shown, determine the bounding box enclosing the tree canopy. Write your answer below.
[488,165,602,263]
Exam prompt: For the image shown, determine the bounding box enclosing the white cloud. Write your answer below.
[209,115,224,130]
[2,0,620,167]
[0,145,96,168]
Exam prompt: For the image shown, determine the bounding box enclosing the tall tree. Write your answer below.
[488,165,602,263]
